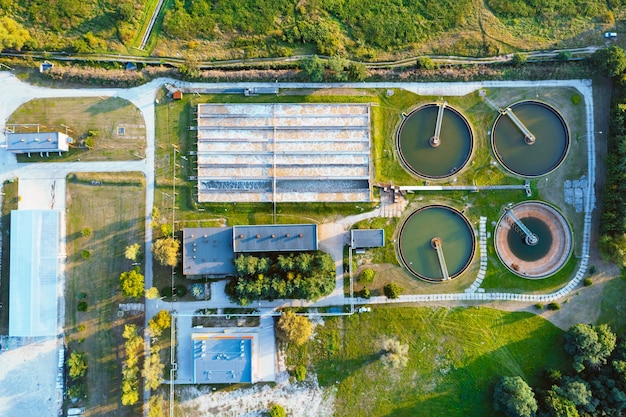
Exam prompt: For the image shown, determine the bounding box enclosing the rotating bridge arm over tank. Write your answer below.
[429,101,447,147]
[500,107,536,145]
[431,238,451,280]
[504,207,538,246]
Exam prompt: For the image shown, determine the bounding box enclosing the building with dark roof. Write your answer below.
[183,224,318,276]
[233,224,317,253]
[351,229,385,249]
[7,132,70,154]
[183,228,235,276]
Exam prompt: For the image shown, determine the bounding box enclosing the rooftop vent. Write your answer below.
[286,233,291,238]
[256,234,261,239]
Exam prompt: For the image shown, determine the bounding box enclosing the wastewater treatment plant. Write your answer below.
[165,81,592,299]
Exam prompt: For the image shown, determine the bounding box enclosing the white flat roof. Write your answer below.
[9,210,60,337]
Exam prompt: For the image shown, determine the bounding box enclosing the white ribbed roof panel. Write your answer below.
[9,210,60,337]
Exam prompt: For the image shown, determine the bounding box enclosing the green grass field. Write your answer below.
[65,172,145,417]
[287,306,568,417]
[8,97,146,162]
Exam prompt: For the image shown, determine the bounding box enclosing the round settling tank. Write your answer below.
[397,205,475,282]
[494,201,572,279]
[491,101,569,177]
[396,104,473,179]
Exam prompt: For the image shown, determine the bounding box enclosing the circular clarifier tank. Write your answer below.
[397,205,476,282]
[495,201,572,279]
[396,104,473,179]
[491,101,570,177]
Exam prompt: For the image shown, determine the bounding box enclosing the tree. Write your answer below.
[125,243,141,261]
[119,269,145,298]
[301,55,325,82]
[148,394,164,417]
[380,338,409,369]
[555,377,596,414]
[68,351,88,380]
[269,404,286,417]
[152,237,180,267]
[564,323,616,372]
[277,311,313,346]
[143,347,165,390]
[543,389,579,417]
[493,376,538,417]
[148,310,171,337]
[145,287,160,299]
[384,283,404,299]
[0,17,31,51]
[347,62,368,81]
[593,46,626,78]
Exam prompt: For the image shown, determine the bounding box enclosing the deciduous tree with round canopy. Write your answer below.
[493,376,538,417]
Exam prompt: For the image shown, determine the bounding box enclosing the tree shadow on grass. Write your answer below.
[86,97,133,116]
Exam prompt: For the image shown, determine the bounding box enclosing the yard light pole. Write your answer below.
[171,144,179,304]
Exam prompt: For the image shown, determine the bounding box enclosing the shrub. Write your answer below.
[77,292,87,299]
[81,227,91,237]
[77,301,88,312]
[511,53,527,67]
[269,404,286,417]
[77,324,86,332]
[81,250,91,259]
[294,365,306,382]
[191,283,204,299]
[547,302,561,311]
[360,287,371,299]
[383,283,404,299]
[588,265,596,275]
[535,303,544,310]
[583,278,592,287]
[571,94,581,105]
[277,311,313,346]
[84,137,95,149]
[416,56,435,69]
[360,268,375,284]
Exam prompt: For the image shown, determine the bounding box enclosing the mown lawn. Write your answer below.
[8,97,146,162]
[65,172,145,417]
[287,306,568,417]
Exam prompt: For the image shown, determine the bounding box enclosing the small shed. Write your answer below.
[173,90,183,100]
[39,61,54,73]
[351,229,385,249]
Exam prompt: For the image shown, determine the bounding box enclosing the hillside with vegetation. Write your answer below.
[0,0,624,60]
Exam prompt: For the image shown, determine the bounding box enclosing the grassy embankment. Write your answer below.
[65,172,145,417]
[286,306,568,417]
[7,97,146,162]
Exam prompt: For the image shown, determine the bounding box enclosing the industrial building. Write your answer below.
[183,224,318,277]
[9,210,60,337]
[6,131,71,155]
